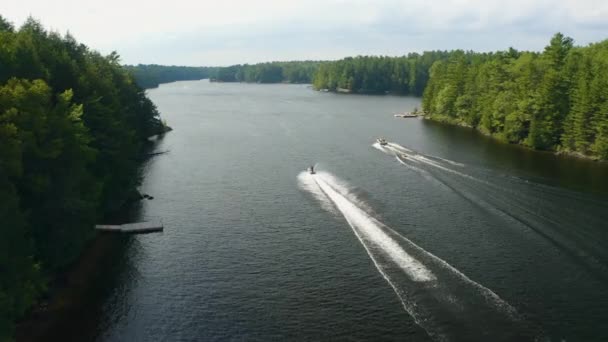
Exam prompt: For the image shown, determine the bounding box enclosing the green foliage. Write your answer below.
[124,64,217,89]
[422,33,608,160]
[213,61,322,83]
[312,52,456,96]
[0,178,44,341]
[0,15,13,32]
[0,17,163,338]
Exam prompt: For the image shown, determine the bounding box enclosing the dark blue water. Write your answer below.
[91,81,608,341]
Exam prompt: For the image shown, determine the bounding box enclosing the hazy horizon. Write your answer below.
[4,0,608,66]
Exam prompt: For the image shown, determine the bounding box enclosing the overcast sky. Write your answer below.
[3,0,608,66]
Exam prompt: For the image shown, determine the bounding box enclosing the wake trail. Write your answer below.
[297,172,336,214]
[299,171,538,341]
[313,172,435,283]
[395,155,440,185]
[382,141,597,231]
[375,141,608,280]
[389,143,465,167]
[372,142,391,154]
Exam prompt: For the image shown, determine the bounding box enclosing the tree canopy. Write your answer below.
[0,16,164,339]
[312,52,457,95]
[422,33,608,160]
[124,64,217,89]
[212,61,322,83]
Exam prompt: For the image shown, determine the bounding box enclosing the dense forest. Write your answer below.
[0,16,165,339]
[311,52,456,96]
[213,61,322,83]
[124,64,217,89]
[422,33,608,160]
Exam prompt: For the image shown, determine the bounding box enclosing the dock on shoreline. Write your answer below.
[95,221,163,234]
[394,112,419,118]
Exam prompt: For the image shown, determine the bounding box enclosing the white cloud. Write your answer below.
[2,0,607,65]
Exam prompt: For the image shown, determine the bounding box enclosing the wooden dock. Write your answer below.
[394,113,419,118]
[95,221,163,234]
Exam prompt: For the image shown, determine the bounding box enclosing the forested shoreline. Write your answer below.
[309,34,608,160]
[212,61,322,84]
[0,17,165,339]
[124,64,217,89]
[312,52,455,96]
[422,34,608,160]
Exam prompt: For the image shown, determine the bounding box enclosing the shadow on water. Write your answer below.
[16,229,139,342]
[48,236,136,342]
[16,135,168,342]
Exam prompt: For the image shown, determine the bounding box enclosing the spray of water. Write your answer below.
[314,172,435,282]
[298,170,537,341]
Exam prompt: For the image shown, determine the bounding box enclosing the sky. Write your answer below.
[2,0,608,66]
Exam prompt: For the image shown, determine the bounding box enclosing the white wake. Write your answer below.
[314,172,435,282]
[298,170,536,341]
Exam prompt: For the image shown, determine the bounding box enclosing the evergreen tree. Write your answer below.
[422,34,608,160]
[0,16,164,338]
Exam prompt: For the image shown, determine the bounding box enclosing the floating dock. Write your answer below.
[95,221,163,234]
[394,113,419,118]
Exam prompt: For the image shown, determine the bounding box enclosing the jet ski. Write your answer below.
[308,165,316,174]
[377,138,388,146]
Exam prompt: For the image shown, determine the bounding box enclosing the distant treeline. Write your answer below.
[312,52,456,96]
[422,33,608,160]
[0,17,164,339]
[124,64,217,88]
[212,61,322,83]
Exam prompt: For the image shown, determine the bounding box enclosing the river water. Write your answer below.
[90,80,608,341]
